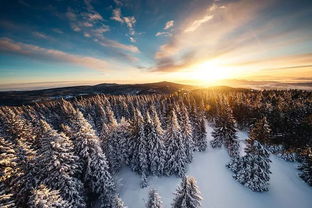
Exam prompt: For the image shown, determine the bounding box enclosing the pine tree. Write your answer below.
[35,120,86,207]
[28,184,69,208]
[130,109,149,178]
[107,118,132,174]
[211,103,239,157]
[0,183,16,208]
[0,110,38,208]
[145,112,166,176]
[164,110,188,177]
[172,176,202,208]
[180,105,194,163]
[250,117,271,144]
[233,139,272,192]
[146,189,163,208]
[111,195,127,208]
[195,118,207,152]
[61,104,116,207]
[298,148,312,186]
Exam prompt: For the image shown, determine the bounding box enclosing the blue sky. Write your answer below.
[0,0,312,89]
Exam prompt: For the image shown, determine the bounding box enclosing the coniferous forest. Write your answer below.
[0,88,312,208]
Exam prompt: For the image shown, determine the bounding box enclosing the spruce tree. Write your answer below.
[28,184,69,208]
[180,105,194,163]
[164,110,188,177]
[195,118,207,152]
[130,109,149,178]
[0,183,16,208]
[172,176,202,208]
[111,195,127,208]
[211,103,239,157]
[61,104,116,207]
[250,117,271,145]
[35,120,86,207]
[146,189,163,208]
[145,112,166,176]
[298,148,312,186]
[233,139,272,192]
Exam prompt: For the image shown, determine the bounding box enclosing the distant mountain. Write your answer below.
[0,81,195,106]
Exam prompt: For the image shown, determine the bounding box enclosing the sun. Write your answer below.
[188,59,234,84]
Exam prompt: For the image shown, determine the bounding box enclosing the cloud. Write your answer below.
[86,13,103,21]
[32,32,49,40]
[111,8,137,41]
[129,36,136,43]
[153,0,276,72]
[164,20,174,30]
[155,32,171,37]
[124,16,136,35]
[184,15,213,33]
[0,38,113,71]
[111,8,123,23]
[96,37,140,53]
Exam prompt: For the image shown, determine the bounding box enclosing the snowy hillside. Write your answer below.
[115,125,312,208]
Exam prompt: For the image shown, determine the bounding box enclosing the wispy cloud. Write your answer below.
[155,32,171,37]
[184,15,213,33]
[156,20,175,37]
[164,20,174,30]
[66,7,138,54]
[111,8,123,23]
[0,38,114,71]
[32,32,49,40]
[111,8,137,42]
[153,0,277,72]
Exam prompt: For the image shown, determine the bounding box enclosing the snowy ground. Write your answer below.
[115,124,312,208]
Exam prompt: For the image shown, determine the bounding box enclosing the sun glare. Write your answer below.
[188,59,234,84]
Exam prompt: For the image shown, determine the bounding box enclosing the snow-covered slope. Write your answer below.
[115,125,312,208]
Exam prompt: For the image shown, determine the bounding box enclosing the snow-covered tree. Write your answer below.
[211,103,239,157]
[164,110,188,177]
[298,148,312,186]
[172,176,202,208]
[130,109,149,177]
[28,184,69,208]
[61,104,117,207]
[107,118,132,174]
[146,189,163,208]
[249,117,271,144]
[195,118,207,152]
[180,105,194,162]
[232,139,272,192]
[145,112,166,176]
[0,183,15,208]
[111,195,127,208]
[35,120,86,207]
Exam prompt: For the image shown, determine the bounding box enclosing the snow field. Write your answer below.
[116,125,312,208]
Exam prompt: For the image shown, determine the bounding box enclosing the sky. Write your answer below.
[0,0,312,90]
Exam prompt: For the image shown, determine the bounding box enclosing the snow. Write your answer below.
[114,124,312,208]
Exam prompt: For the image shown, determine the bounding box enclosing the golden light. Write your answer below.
[187,59,234,84]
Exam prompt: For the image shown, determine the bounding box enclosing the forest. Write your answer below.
[0,88,312,208]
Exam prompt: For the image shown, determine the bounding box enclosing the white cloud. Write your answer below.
[155,32,171,37]
[164,20,174,30]
[184,15,213,33]
[111,8,124,23]
[111,8,137,42]
[129,36,136,43]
